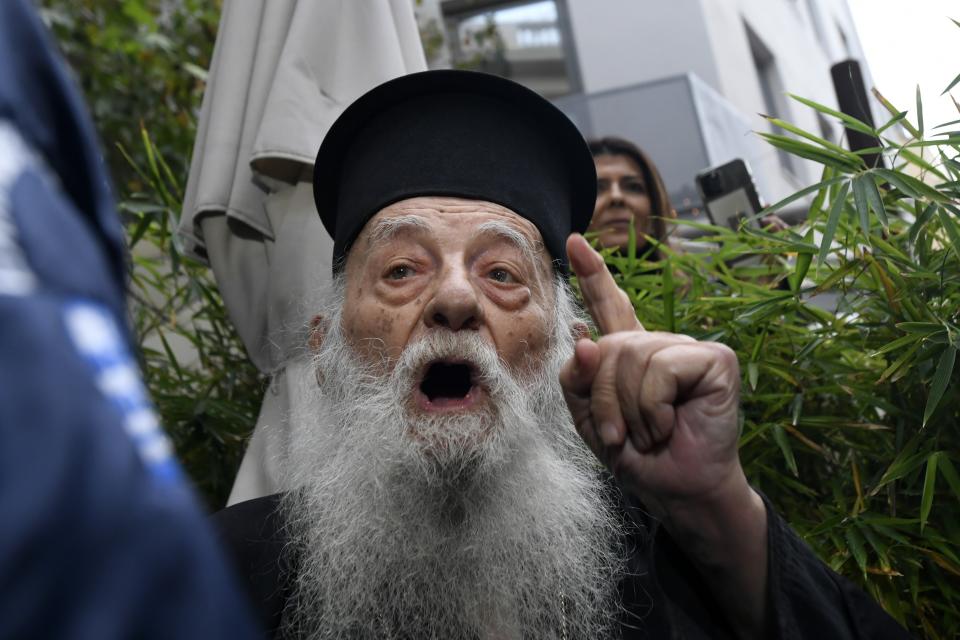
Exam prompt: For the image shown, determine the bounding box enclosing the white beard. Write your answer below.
[278,279,624,639]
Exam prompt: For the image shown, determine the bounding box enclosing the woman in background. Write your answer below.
[587,136,675,258]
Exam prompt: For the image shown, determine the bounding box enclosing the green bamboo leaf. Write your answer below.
[157,330,183,381]
[761,175,846,216]
[873,451,927,494]
[793,336,824,362]
[873,88,922,140]
[943,69,960,96]
[909,202,938,246]
[771,424,799,476]
[923,345,957,427]
[788,226,817,293]
[789,393,803,426]
[870,333,921,357]
[119,201,167,214]
[749,331,765,362]
[898,146,948,181]
[938,456,960,505]
[857,523,890,568]
[875,168,949,203]
[764,114,863,162]
[853,174,872,238]
[790,251,813,294]
[938,207,960,263]
[876,110,908,135]
[127,214,153,249]
[812,259,862,294]
[921,452,940,532]
[758,133,861,171]
[863,172,889,228]
[788,93,877,137]
[845,526,869,574]
[916,85,925,137]
[896,322,946,335]
[662,259,675,333]
[818,181,850,266]
[934,117,960,130]
[627,216,637,273]
[878,341,921,383]
[747,361,759,391]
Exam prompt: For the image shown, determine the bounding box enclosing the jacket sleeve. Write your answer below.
[646,493,914,639]
[762,496,914,639]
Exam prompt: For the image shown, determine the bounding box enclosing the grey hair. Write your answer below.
[364,214,432,250]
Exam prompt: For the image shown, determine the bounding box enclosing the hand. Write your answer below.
[559,234,746,516]
[760,213,789,233]
[559,234,769,636]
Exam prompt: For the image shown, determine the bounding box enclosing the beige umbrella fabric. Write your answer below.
[180,0,426,505]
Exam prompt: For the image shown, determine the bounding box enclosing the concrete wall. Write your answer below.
[415,0,875,208]
[561,0,871,203]
[564,0,720,93]
[698,0,872,201]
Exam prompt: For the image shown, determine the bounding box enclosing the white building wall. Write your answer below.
[700,0,873,200]
[561,0,873,204]
[563,0,720,93]
[413,0,875,208]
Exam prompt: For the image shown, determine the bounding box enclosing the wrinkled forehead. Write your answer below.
[345,196,550,273]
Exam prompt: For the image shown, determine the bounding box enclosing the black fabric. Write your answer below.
[214,493,913,639]
[212,493,291,636]
[312,70,596,274]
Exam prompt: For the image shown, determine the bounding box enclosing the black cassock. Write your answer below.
[214,493,911,639]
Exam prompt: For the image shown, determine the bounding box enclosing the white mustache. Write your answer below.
[391,330,510,397]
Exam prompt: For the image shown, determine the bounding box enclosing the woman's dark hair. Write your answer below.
[587,136,675,253]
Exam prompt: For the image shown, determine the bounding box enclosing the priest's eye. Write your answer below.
[488,268,516,284]
[386,264,415,280]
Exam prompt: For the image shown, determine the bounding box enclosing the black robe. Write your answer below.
[214,493,912,639]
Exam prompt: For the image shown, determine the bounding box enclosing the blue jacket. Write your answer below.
[0,1,260,637]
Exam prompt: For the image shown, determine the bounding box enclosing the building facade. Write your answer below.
[415,0,878,219]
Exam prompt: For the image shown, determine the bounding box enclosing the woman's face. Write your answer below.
[587,153,653,252]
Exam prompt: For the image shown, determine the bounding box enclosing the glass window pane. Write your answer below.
[442,0,572,98]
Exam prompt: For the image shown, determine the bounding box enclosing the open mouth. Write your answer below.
[417,360,480,411]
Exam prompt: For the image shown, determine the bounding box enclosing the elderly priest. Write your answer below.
[214,70,908,640]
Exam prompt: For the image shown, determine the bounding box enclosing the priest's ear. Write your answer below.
[308,315,325,386]
[571,322,591,342]
[308,314,325,352]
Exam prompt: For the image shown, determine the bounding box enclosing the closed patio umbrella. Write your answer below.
[179,0,426,505]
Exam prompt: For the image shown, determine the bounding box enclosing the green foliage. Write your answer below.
[41,0,264,509]
[122,125,265,509]
[42,0,960,633]
[40,0,219,192]
[596,81,960,636]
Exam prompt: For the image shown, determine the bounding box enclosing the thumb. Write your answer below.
[560,339,605,458]
[560,338,601,400]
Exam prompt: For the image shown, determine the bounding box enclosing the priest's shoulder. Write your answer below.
[212,493,290,635]
[214,493,286,544]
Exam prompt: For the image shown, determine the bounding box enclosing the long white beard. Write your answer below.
[278,279,624,639]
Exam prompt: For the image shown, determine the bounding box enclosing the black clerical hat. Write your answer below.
[313,69,596,274]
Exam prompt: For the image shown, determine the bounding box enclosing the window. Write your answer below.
[745,22,796,175]
[439,0,577,97]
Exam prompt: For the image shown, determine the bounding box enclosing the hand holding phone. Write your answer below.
[695,159,763,231]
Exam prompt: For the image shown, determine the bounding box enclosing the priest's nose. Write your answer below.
[423,267,482,331]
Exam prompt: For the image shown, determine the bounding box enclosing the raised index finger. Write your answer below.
[567,233,644,335]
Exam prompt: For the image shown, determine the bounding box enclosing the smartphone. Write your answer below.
[695,159,763,231]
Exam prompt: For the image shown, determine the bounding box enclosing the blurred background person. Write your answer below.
[0,1,259,637]
[586,136,675,259]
